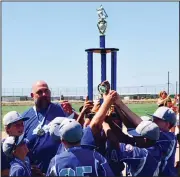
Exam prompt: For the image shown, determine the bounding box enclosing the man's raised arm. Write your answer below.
[89,90,117,135]
[114,93,142,127]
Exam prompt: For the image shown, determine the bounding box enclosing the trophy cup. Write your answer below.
[97,5,108,35]
[85,5,119,101]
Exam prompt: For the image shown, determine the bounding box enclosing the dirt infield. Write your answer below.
[1,99,159,106]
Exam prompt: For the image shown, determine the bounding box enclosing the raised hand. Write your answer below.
[81,96,94,114]
[61,101,73,115]
[91,99,101,113]
[114,92,123,105]
[103,90,117,105]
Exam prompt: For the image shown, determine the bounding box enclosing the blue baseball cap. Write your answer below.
[59,119,83,143]
[147,106,177,126]
[127,121,160,141]
[3,111,29,126]
[2,135,28,157]
[48,117,68,141]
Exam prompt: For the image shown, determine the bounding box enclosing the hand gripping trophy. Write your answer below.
[97,5,108,35]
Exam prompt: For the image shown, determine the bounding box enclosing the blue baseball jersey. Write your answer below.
[105,140,124,176]
[22,102,66,173]
[1,139,11,171]
[56,143,66,155]
[119,143,162,176]
[157,131,177,176]
[46,146,114,176]
[81,125,96,148]
[9,157,31,176]
[91,130,124,176]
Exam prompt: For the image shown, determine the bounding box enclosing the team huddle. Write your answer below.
[1,80,180,176]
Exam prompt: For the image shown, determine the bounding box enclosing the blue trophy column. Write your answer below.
[87,51,93,100]
[111,51,117,90]
[100,35,106,82]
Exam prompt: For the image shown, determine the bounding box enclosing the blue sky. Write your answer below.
[2,2,179,95]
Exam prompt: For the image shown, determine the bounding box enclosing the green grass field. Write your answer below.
[1,103,157,131]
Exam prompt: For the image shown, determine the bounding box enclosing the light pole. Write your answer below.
[176,81,178,95]
[167,71,170,95]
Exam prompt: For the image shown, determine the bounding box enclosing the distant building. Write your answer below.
[1,96,28,102]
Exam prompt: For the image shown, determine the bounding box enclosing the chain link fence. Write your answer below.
[2,83,179,100]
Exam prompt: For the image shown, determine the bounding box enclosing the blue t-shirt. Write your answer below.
[119,143,162,176]
[22,102,66,173]
[1,139,11,171]
[9,157,31,176]
[46,146,114,176]
[157,131,177,176]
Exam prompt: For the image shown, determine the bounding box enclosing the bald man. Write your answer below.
[21,80,66,173]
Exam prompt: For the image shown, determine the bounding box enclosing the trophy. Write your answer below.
[85,5,119,101]
[96,5,108,35]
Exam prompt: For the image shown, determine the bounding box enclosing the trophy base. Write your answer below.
[85,48,119,54]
